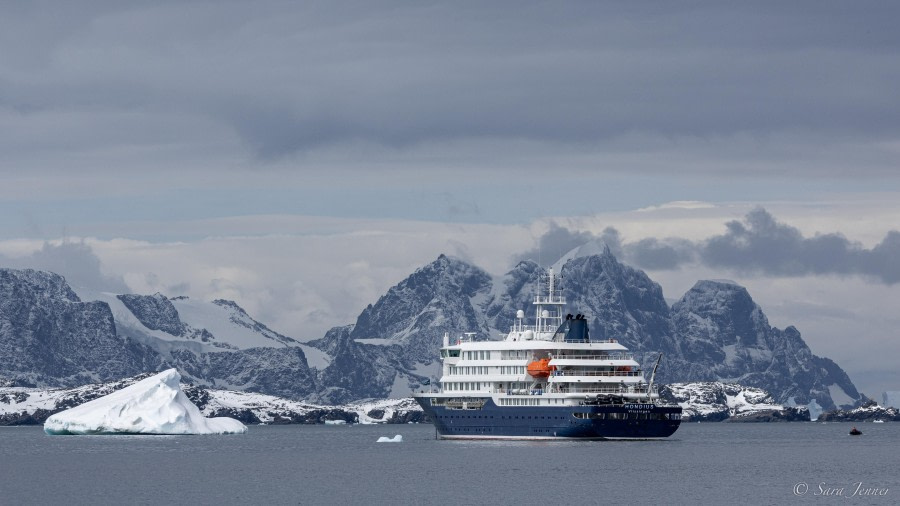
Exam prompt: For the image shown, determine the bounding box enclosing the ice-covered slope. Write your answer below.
[80,290,329,367]
[43,369,246,435]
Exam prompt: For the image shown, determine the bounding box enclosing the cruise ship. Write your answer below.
[412,268,682,439]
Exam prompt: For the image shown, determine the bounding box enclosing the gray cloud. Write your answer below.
[625,238,696,271]
[2,1,900,177]
[516,222,622,265]
[700,209,900,283]
[0,241,129,292]
[529,209,900,284]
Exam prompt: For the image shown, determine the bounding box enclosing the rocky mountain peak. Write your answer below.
[672,280,769,349]
[560,253,674,354]
[677,280,756,315]
[351,255,492,348]
[117,292,187,336]
[482,260,544,331]
[1,268,160,387]
[0,268,80,303]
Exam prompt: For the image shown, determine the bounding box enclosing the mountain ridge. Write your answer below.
[0,250,865,409]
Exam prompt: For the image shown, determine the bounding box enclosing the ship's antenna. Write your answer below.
[647,354,663,401]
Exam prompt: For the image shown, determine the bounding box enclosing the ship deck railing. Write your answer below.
[551,353,634,360]
[506,324,565,334]
[550,337,622,344]
[426,385,660,396]
[568,385,659,395]
[496,385,659,396]
[552,370,643,377]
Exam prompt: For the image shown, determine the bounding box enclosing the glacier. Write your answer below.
[43,369,247,435]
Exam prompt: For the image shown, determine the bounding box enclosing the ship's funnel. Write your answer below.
[565,317,590,343]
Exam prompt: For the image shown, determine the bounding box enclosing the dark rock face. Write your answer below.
[818,400,900,422]
[0,269,161,387]
[175,347,318,400]
[307,324,354,357]
[267,409,358,425]
[117,293,188,336]
[727,407,811,422]
[0,409,55,425]
[314,329,401,404]
[350,254,492,361]
[559,252,679,375]
[669,280,860,410]
[313,255,492,403]
[384,410,429,424]
[483,260,545,332]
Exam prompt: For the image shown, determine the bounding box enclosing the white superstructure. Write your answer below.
[432,268,659,407]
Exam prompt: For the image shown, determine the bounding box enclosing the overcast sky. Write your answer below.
[1,1,898,397]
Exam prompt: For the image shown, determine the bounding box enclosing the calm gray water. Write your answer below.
[1,422,896,505]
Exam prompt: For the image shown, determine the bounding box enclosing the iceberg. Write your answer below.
[44,369,247,435]
[376,435,403,443]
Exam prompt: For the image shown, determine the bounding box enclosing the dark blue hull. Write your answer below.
[414,396,682,439]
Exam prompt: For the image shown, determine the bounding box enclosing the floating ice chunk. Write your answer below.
[377,435,403,443]
[324,419,347,425]
[44,369,247,435]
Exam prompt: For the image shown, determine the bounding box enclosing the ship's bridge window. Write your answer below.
[448,350,460,358]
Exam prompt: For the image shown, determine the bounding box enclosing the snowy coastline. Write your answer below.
[1,373,425,427]
[1,374,856,426]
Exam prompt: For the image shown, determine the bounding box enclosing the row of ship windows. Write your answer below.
[447,366,526,376]
[443,382,531,391]
[498,398,566,406]
[573,412,681,420]
[444,350,533,360]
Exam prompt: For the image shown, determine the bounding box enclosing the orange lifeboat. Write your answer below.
[527,358,555,378]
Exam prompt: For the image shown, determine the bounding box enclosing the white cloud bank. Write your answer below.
[1,201,898,397]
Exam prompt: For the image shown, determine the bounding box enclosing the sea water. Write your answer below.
[1,423,896,504]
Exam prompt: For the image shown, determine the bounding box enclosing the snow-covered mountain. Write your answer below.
[309,254,489,402]
[0,269,160,387]
[0,269,318,400]
[309,249,864,410]
[1,247,866,409]
[668,280,860,412]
